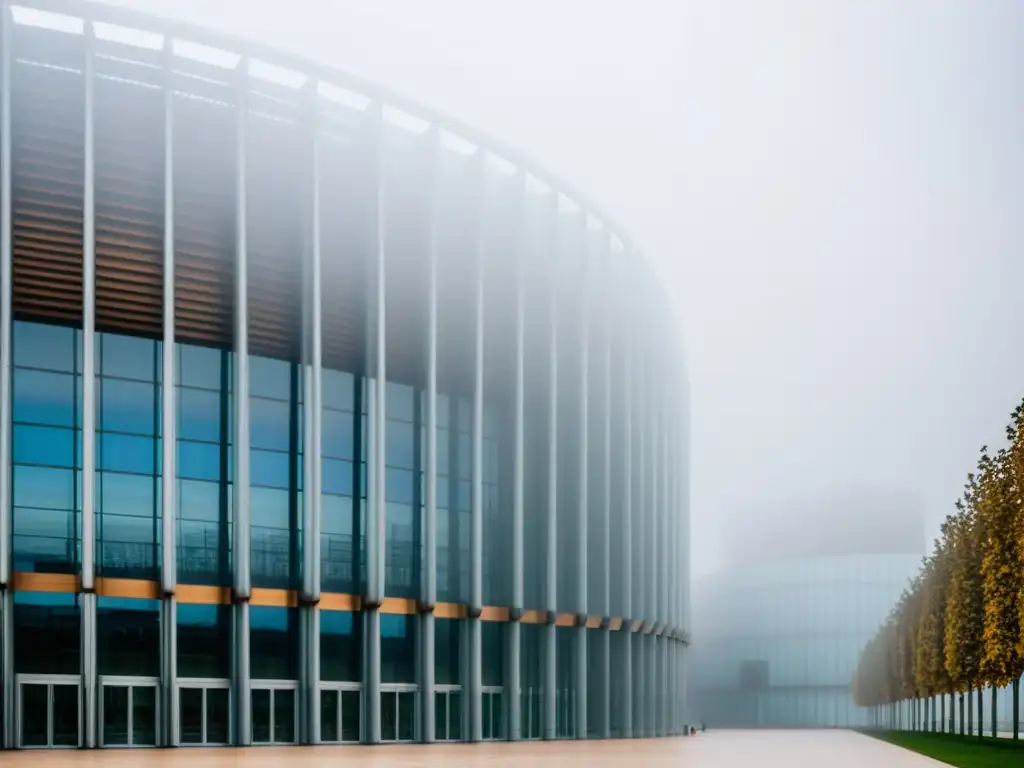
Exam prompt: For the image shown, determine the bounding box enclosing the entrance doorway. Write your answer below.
[99,676,159,746]
[177,679,230,745]
[16,675,81,748]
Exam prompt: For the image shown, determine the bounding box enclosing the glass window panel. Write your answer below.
[385,468,414,504]
[132,685,157,746]
[398,691,415,741]
[341,690,360,742]
[179,344,223,390]
[53,683,80,747]
[178,440,222,481]
[322,459,354,497]
[320,610,361,682]
[381,614,415,683]
[250,357,291,400]
[252,688,271,743]
[250,606,298,680]
[381,691,397,741]
[13,465,75,510]
[101,334,156,381]
[14,424,75,467]
[177,604,231,678]
[435,618,460,686]
[323,409,354,460]
[251,398,290,451]
[386,420,414,470]
[178,387,221,443]
[251,449,290,489]
[435,691,447,741]
[21,683,49,747]
[178,478,221,522]
[386,382,414,422]
[322,369,354,411]
[250,486,290,529]
[103,684,129,745]
[97,597,160,676]
[321,690,339,742]
[100,471,156,516]
[206,688,230,744]
[13,506,78,573]
[274,689,295,743]
[100,433,155,474]
[101,378,156,435]
[14,592,81,675]
[15,321,76,371]
[14,369,75,427]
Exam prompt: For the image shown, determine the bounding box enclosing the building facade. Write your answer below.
[0,0,690,750]
[691,553,920,728]
[690,494,923,729]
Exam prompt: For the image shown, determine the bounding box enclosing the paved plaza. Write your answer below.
[0,730,947,766]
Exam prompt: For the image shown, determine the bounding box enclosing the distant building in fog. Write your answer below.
[690,491,924,728]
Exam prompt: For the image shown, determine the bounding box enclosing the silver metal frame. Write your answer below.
[379,683,419,743]
[97,675,160,748]
[317,682,362,744]
[249,679,300,746]
[175,678,231,747]
[15,674,83,749]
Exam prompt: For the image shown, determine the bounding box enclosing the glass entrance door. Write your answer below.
[17,676,81,748]
[319,684,361,743]
[482,687,503,740]
[522,686,543,740]
[380,685,417,742]
[177,680,230,745]
[100,677,158,746]
[251,684,297,744]
[435,686,462,741]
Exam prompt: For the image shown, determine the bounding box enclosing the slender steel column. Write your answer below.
[508,170,527,742]
[232,61,252,747]
[600,234,613,740]
[0,6,13,748]
[468,152,486,743]
[575,214,589,740]
[634,317,645,738]
[160,39,178,748]
[620,249,633,738]
[543,195,558,741]
[161,598,178,745]
[421,127,440,745]
[0,0,11,596]
[300,82,323,745]
[1,591,11,749]
[363,103,386,745]
[81,27,98,749]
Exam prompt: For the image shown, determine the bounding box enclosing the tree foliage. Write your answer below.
[853,396,1024,711]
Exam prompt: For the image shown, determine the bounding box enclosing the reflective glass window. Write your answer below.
[97,597,160,677]
[320,610,362,682]
[381,614,415,684]
[14,591,81,674]
[177,604,231,678]
[251,606,299,680]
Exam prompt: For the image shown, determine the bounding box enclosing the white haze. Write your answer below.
[104,0,1024,576]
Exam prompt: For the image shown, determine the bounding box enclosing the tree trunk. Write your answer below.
[1014,678,1020,740]
[968,688,973,736]
[960,693,965,735]
[941,694,946,733]
[978,684,984,739]
[950,692,955,733]
[992,685,998,738]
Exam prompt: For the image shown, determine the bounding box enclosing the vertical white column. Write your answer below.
[232,61,252,747]
[620,248,633,739]
[160,40,178,748]
[81,26,98,750]
[300,81,323,744]
[600,233,612,740]
[0,5,13,746]
[468,152,485,743]
[575,214,588,740]
[0,0,11,595]
[543,195,558,741]
[421,127,440,745]
[363,103,387,745]
[508,170,526,742]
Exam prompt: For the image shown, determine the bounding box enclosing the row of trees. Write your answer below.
[852,396,1024,736]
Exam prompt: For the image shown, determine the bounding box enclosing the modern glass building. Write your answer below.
[690,495,922,729]
[0,0,690,750]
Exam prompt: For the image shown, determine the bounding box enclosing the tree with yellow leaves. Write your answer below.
[978,444,1022,738]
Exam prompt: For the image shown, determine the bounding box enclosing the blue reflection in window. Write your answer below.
[100,335,157,382]
[14,322,76,372]
[100,433,156,475]
[178,388,221,442]
[14,465,76,510]
[178,441,223,482]
[14,369,75,427]
[251,449,290,489]
[322,459,354,497]
[179,345,223,391]
[14,425,75,468]
[101,378,156,435]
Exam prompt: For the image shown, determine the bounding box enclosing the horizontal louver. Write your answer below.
[173,88,235,347]
[247,107,303,361]
[94,51,164,337]
[11,28,84,325]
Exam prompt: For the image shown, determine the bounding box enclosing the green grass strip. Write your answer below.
[866,729,1024,767]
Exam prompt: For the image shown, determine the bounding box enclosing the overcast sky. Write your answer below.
[104,0,1024,576]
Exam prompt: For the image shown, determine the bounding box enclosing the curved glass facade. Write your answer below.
[691,554,919,728]
[0,0,690,749]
